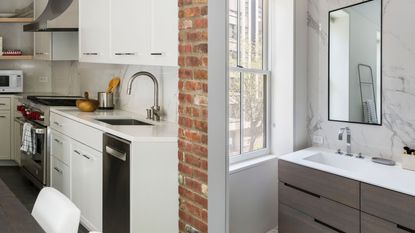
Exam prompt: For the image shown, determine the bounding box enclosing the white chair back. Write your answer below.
[32,187,81,233]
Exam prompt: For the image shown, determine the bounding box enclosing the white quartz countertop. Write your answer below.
[0,92,61,98]
[279,147,415,197]
[50,108,178,143]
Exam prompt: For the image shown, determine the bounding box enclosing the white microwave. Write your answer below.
[0,70,23,93]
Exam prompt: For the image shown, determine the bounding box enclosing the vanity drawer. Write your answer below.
[279,182,360,233]
[0,98,10,110]
[361,183,415,231]
[361,213,408,233]
[279,204,339,233]
[278,160,360,208]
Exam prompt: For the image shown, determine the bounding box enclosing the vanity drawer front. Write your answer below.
[279,182,360,233]
[361,183,415,231]
[279,204,339,233]
[279,160,360,208]
[361,213,407,233]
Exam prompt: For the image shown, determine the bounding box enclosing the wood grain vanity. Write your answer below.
[279,160,415,233]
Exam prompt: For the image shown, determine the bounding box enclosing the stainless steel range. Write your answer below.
[16,95,80,188]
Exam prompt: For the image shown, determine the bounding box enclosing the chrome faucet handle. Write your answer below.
[151,105,161,121]
[356,152,364,159]
[146,109,154,120]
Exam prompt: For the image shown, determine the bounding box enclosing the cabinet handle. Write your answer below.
[83,52,99,56]
[151,52,164,56]
[114,52,137,56]
[36,52,49,55]
[74,150,81,155]
[397,225,415,233]
[82,154,91,160]
[54,138,63,144]
[0,103,6,105]
[0,116,6,118]
[53,167,63,174]
[314,219,344,233]
[284,183,321,198]
[53,121,62,127]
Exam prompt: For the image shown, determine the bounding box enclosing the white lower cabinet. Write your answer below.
[70,141,102,231]
[0,110,11,160]
[50,156,71,197]
[49,123,103,232]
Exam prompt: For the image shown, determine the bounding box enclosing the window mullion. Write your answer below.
[240,72,244,154]
[237,0,241,67]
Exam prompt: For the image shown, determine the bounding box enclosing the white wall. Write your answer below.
[229,158,278,233]
[294,0,309,151]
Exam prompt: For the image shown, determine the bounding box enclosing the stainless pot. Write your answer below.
[98,92,115,110]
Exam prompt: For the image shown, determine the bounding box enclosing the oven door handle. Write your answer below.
[14,118,46,135]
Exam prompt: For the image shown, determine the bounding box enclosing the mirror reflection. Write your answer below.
[329,0,382,125]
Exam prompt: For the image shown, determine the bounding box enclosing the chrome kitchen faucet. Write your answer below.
[127,71,161,121]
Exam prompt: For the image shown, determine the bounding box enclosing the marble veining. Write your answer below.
[307,0,415,161]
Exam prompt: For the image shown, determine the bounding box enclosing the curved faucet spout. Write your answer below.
[126,71,160,121]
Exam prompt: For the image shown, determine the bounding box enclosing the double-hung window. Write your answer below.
[229,0,270,162]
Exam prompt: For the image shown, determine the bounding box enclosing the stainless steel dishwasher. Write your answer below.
[103,133,131,233]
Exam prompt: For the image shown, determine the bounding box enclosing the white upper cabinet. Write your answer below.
[110,0,151,64]
[79,0,110,63]
[149,0,179,66]
[79,0,178,66]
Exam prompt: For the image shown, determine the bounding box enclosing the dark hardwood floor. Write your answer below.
[0,166,89,233]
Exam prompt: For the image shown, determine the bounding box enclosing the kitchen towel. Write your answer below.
[20,123,36,155]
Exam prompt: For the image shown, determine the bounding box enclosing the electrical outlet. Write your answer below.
[185,225,200,233]
[312,135,324,145]
[39,76,49,83]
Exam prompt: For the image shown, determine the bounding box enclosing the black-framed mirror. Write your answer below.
[328,0,382,125]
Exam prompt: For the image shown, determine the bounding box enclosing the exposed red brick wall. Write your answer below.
[178,0,208,232]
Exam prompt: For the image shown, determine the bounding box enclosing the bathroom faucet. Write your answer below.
[127,71,161,121]
[338,127,352,156]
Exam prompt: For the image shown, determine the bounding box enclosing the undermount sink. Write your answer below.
[96,119,153,126]
[304,152,369,172]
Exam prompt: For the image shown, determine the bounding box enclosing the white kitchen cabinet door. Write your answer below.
[50,130,71,166]
[13,119,21,165]
[0,111,11,160]
[71,141,102,231]
[149,0,178,66]
[51,156,70,198]
[110,0,151,64]
[34,32,52,60]
[79,0,110,63]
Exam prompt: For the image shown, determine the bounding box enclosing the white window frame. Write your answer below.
[228,0,271,164]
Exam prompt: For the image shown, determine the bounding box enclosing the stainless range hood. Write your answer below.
[24,0,78,32]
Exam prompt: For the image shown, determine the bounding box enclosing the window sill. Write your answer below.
[229,154,278,175]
